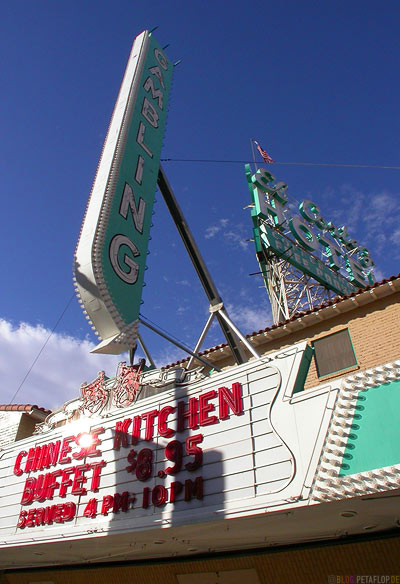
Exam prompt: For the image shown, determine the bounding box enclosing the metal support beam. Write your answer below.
[217,309,260,360]
[138,333,156,369]
[187,312,215,370]
[139,317,221,372]
[157,165,247,365]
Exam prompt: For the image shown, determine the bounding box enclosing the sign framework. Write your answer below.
[245,164,375,322]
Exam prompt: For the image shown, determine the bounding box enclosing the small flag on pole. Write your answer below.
[254,140,274,164]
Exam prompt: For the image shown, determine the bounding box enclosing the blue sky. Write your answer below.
[1,1,399,408]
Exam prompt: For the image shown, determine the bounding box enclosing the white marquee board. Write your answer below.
[0,343,338,565]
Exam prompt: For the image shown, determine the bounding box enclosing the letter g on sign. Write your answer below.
[109,235,140,284]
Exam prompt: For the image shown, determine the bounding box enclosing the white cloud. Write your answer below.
[204,218,231,240]
[226,303,272,334]
[0,318,199,411]
[205,217,252,252]
[372,267,384,282]
[204,225,222,239]
[390,229,400,246]
[151,345,186,368]
[0,319,121,410]
[320,186,400,274]
[224,230,249,251]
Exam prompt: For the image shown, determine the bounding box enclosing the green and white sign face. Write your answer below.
[245,165,374,297]
[74,31,173,354]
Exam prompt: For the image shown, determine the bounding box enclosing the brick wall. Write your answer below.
[255,293,400,389]
[192,290,400,390]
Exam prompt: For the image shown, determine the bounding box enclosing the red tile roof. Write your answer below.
[0,404,51,415]
[245,273,400,336]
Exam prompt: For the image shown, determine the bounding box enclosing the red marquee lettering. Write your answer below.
[177,397,198,432]
[131,415,141,445]
[17,510,27,528]
[86,427,104,457]
[40,440,61,470]
[142,487,150,508]
[170,480,183,503]
[101,495,114,515]
[141,410,158,441]
[184,477,203,501]
[158,406,175,438]
[13,450,26,476]
[24,446,42,473]
[90,460,106,492]
[185,434,203,472]
[135,448,153,481]
[37,444,50,470]
[59,467,74,497]
[71,464,90,496]
[45,470,62,499]
[165,440,183,475]
[73,427,105,460]
[21,477,36,505]
[199,391,218,426]
[152,485,168,506]
[113,491,130,513]
[62,501,76,521]
[113,418,132,450]
[33,473,50,502]
[43,505,57,525]
[17,502,76,529]
[84,498,98,518]
[59,436,74,464]
[53,504,64,523]
[26,509,36,527]
[35,507,45,526]
[218,383,243,420]
[126,449,137,474]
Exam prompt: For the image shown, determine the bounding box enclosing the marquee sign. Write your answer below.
[245,165,375,296]
[2,345,400,567]
[0,344,337,549]
[74,31,173,354]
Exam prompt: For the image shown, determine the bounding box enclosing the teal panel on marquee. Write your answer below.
[100,35,173,324]
[74,31,173,353]
[340,379,400,475]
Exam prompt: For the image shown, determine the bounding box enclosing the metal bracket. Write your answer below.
[216,309,259,360]
[139,317,221,372]
[186,312,215,370]
[138,333,156,369]
[209,302,223,313]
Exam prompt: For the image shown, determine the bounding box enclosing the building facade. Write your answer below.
[1,276,400,583]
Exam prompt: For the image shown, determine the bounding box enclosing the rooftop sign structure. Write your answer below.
[74,31,173,355]
[245,164,375,322]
